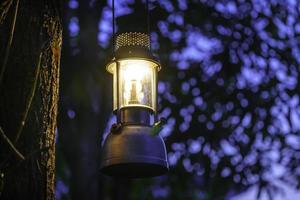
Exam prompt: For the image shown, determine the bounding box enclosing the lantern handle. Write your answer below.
[146,0,151,51]
[112,0,115,56]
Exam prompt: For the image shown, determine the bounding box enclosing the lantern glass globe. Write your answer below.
[107,59,159,112]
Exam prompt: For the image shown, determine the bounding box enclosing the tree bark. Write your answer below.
[0,0,62,199]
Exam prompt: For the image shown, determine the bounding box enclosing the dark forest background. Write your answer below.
[56,0,300,200]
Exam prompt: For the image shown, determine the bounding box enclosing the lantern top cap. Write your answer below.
[115,32,150,52]
[106,31,161,73]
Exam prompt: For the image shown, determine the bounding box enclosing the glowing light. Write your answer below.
[121,61,151,106]
[107,59,158,110]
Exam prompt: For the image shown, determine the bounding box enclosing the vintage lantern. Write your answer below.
[100,1,169,178]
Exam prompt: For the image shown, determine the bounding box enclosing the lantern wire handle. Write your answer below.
[146,0,151,51]
[112,0,115,56]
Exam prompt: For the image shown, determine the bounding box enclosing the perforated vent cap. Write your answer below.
[115,32,150,51]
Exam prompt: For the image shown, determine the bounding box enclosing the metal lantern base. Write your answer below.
[100,125,169,178]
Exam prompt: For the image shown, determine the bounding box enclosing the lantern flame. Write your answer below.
[121,61,151,106]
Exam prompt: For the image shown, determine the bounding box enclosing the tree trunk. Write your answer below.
[0,0,62,199]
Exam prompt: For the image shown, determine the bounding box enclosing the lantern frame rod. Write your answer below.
[116,61,120,123]
[155,68,158,122]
